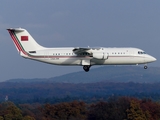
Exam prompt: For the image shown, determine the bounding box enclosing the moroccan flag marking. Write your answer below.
[21,36,28,41]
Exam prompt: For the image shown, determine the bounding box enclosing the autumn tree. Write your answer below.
[127,100,147,120]
[140,99,160,120]
[88,97,130,120]
[42,101,87,120]
[88,101,109,120]
[19,103,40,119]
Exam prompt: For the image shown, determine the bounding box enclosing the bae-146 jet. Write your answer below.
[7,28,156,72]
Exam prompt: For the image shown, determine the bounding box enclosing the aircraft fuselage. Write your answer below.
[23,47,156,66]
[7,28,156,72]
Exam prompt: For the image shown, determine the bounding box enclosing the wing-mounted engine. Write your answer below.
[91,48,108,60]
[72,47,108,60]
[92,52,108,60]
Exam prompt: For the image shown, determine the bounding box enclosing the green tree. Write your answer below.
[22,115,36,120]
[0,116,3,120]
[0,102,23,120]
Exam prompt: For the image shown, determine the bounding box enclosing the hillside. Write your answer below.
[6,66,160,83]
[3,66,160,104]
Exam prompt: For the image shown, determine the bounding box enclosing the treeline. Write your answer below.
[1,82,160,103]
[1,97,160,120]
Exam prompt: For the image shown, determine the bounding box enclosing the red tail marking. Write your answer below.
[8,30,28,55]
[8,31,22,52]
[21,36,28,41]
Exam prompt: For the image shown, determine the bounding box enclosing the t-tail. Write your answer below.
[7,28,45,57]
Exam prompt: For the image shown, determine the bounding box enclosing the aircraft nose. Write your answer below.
[148,55,157,62]
[151,56,157,62]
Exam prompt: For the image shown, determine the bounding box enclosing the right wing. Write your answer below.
[72,47,91,54]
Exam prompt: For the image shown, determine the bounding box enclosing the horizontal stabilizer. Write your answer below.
[7,28,24,32]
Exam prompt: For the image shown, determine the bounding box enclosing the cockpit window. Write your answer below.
[138,51,146,54]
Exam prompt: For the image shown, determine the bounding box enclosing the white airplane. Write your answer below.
[7,28,156,72]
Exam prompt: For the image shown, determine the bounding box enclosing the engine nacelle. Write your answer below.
[92,52,108,60]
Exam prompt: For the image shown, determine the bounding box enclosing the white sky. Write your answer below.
[0,0,159,81]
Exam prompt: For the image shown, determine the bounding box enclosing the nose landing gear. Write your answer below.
[83,65,91,72]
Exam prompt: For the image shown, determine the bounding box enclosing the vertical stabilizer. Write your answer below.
[7,28,45,54]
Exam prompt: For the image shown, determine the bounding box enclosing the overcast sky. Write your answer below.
[0,0,159,81]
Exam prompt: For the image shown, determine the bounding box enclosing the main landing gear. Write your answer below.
[144,65,148,69]
[83,65,91,72]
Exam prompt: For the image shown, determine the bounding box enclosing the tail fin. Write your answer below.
[7,28,45,54]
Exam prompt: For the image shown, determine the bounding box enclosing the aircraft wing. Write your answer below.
[73,47,102,54]
[73,47,91,54]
